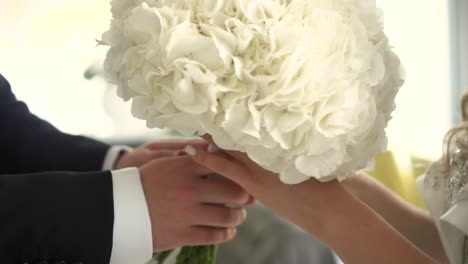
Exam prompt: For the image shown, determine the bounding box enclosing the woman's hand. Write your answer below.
[114,139,210,169]
[183,142,344,235]
[185,142,438,264]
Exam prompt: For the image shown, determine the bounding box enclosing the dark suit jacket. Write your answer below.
[0,74,115,264]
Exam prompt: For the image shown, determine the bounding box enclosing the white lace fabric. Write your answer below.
[417,149,468,264]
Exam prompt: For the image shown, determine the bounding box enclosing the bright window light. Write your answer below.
[0,0,451,158]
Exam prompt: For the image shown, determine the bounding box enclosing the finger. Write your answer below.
[245,195,257,206]
[201,135,257,166]
[185,145,252,188]
[183,226,237,246]
[145,139,208,150]
[191,205,247,227]
[149,149,180,159]
[174,149,185,156]
[202,175,257,206]
[148,155,214,176]
[201,134,213,142]
[197,178,250,205]
[224,150,254,166]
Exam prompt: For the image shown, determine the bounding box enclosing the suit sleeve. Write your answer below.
[0,170,114,264]
[0,74,110,174]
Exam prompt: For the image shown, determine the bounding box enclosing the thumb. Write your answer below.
[184,145,252,189]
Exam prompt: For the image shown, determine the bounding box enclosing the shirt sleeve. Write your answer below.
[109,168,153,264]
[417,161,468,264]
[102,145,134,171]
[439,194,468,264]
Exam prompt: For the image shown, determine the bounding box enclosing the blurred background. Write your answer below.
[0,0,461,157]
[1,0,467,263]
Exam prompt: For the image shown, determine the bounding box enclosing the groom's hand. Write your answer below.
[139,155,251,251]
[114,139,209,169]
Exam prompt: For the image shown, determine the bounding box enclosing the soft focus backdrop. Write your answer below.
[0,0,454,159]
[0,0,451,158]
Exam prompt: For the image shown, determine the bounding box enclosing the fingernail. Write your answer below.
[245,195,257,206]
[228,227,236,237]
[241,208,247,220]
[184,145,197,156]
[208,143,220,153]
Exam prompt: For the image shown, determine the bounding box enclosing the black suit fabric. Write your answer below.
[0,74,115,264]
[0,74,109,174]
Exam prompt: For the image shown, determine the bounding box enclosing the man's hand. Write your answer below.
[139,155,251,251]
[114,139,209,169]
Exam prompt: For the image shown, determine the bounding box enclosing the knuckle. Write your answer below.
[228,188,248,204]
[205,229,227,243]
[220,229,230,242]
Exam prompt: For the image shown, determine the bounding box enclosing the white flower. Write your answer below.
[102,0,404,184]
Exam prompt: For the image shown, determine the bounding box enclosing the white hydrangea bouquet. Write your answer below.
[101,0,404,262]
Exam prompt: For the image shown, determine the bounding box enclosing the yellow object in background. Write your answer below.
[366,151,433,208]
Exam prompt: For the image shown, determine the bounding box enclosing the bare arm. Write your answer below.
[340,174,449,263]
[308,184,437,264]
[186,145,439,264]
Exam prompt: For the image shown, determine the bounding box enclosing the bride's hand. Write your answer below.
[185,143,440,264]
[184,142,345,233]
[114,139,209,169]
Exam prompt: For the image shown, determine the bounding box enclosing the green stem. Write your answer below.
[157,245,218,264]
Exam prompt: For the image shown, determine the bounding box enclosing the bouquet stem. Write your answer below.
[157,245,218,264]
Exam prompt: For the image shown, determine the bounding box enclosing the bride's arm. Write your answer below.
[341,174,449,263]
[309,183,437,264]
[186,145,438,264]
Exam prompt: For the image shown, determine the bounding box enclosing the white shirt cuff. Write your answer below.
[109,168,153,264]
[102,145,133,171]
